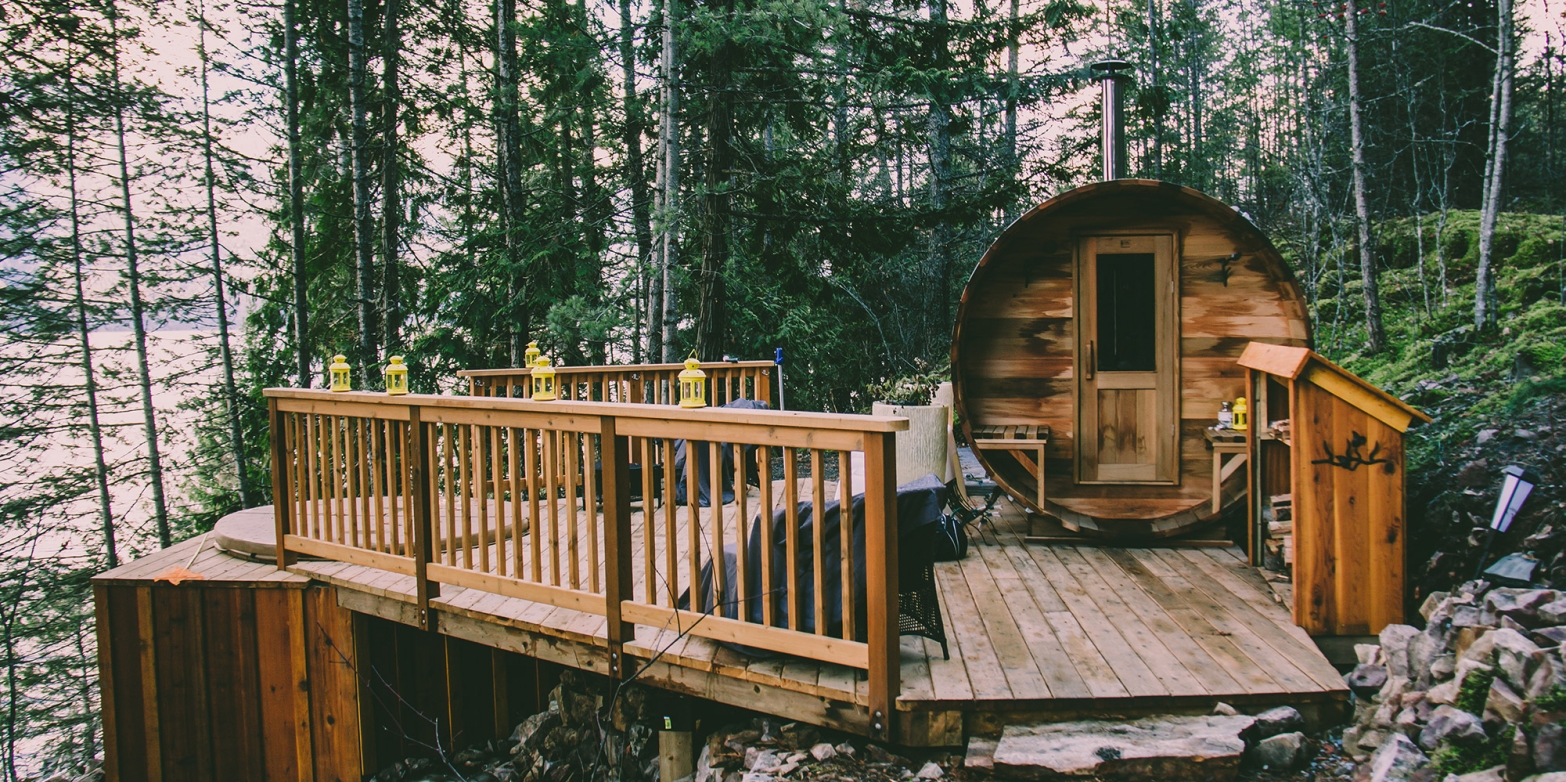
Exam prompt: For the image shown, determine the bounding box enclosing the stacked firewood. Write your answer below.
[1263,493,1294,574]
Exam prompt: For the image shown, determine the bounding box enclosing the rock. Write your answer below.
[1422,593,1453,622]
[740,774,774,782]
[1450,767,1506,782]
[1361,643,1387,665]
[965,737,996,770]
[809,743,836,762]
[1420,706,1487,750]
[774,762,798,777]
[1492,629,1544,689]
[1213,701,1240,716]
[1465,632,1500,664]
[1522,775,1566,782]
[1487,590,1561,627]
[991,715,1255,781]
[834,742,856,758]
[1537,724,1566,772]
[1486,677,1527,723]
[1367,734,1429,782]
[1249,706,1305,740]
[1379,676,1412,707]
[1533,628,1566,649]
[1411,631,1445,684]
[1350,664,1391,696]
[1432,655,1458,682]
[865,744,910,767]
[1248,731,1306,770]
[1513,724,1538,780]
[1395,707,1422,738]
[1456,659,1496,693]
[1529,651,1566,699]
[1428,680,1459,705]
[1383,625,1422,678]
[915,761,944,779]
[746,749,781,772]
[1343,726,1369,759]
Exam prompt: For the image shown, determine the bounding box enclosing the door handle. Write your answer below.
[1086,341,1095,380]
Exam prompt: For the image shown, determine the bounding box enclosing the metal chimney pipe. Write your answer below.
[1091,59,1132,180]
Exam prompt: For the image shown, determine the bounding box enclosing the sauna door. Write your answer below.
[1076,234,1179,483]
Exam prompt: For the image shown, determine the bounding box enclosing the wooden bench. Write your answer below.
[1204,427,1248,515]
[971,425,1050,510]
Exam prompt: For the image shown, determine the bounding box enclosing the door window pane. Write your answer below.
[1096,253,1156,372]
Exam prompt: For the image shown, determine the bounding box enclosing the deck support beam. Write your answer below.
[863,431,899,743]
[410,405,440,631]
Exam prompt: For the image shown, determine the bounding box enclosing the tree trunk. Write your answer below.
[496,0,530,363]
[696,0,734,360]
[1148,0,1162,177]
[617,0,654,363]
[659,0,681,361]
[347,0,377,377]
[65,66,117,568]
[927,0,953,356]
[1005,0,1019,168]
[1475,0,1513,331]
[381,0,403,357]
[198,9,252,506]
[620,0,655,361]
[109,3,171,547]
[1344,0,1387,352]
[285,0,310,388]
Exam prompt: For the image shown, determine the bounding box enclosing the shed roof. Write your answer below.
[1237,342,1432,432]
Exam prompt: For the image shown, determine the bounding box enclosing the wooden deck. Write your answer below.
[262,493,1348,745]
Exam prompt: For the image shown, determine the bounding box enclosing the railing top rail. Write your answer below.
[263,388,908,433]
[456,360,776,379]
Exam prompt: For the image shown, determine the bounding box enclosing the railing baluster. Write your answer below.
[686,440,701,613]
[566,431,581,590]
[811,450,826,636]
[733,443,748,622]
[545,428,561,586]
[459,424,473,568]
[584,432,599,594]
[839,449,855,641]
[476,424,492,574]
[663,439,678,606]
[370,419,384,552]
[443,424,457,566]
[784,448,799,631]
[509,426,524,579]
[709,441,724,616]
[641,437,657,604]
[401,419,413,557]
[331,415,344,544]
[525,427,542,582]
[759,445,774,626]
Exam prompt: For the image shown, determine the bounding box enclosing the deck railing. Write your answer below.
[264,388,905,739]
[458,360,776,407]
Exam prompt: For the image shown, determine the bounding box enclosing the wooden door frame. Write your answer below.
[1072,230,1182,485]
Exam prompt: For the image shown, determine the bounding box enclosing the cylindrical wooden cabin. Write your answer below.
[951,179,1311,540]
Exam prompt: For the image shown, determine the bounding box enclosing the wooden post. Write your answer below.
[409,405,440,631]
[269,398,296,567]
[601,416,635,678]
[862,431,899,742]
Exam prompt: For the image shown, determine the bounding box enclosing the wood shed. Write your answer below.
[951,179,1311,540]
[1237,342,1431,637]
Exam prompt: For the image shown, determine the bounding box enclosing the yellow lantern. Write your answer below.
[329,354,352,392]
[524,340,541,367]
[678,356,707,409]
[1233,396,1249,431]
[531,355,558,401]
[384,356,409,396]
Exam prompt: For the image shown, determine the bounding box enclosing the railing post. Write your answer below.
[269,397,296,568]
[863,430,899,742]
[409,405,440,631]
[601,416,635,678]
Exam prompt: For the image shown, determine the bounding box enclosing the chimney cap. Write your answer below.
[1090,58,1133,78]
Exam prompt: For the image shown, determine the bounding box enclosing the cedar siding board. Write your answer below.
[952,179,1311,539]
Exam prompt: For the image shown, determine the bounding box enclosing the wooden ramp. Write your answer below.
[280,495,1347,746]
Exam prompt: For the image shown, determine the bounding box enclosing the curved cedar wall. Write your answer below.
[952,180,1310,538]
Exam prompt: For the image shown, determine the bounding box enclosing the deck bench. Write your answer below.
[971,425,1050,510]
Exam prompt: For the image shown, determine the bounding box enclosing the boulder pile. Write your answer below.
[693,720,949,782]
[1342,581,1566,781]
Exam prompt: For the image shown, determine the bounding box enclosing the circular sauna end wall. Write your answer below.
[951,179,1310,540]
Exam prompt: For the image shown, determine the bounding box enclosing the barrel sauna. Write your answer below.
[951,178,1311,539]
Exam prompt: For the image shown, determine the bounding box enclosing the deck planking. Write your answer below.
[105,487,1346,745]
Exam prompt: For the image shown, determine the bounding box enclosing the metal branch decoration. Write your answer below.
[1312,431,1394,472]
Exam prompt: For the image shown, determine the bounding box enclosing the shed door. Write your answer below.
[1076,235,1179,483]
